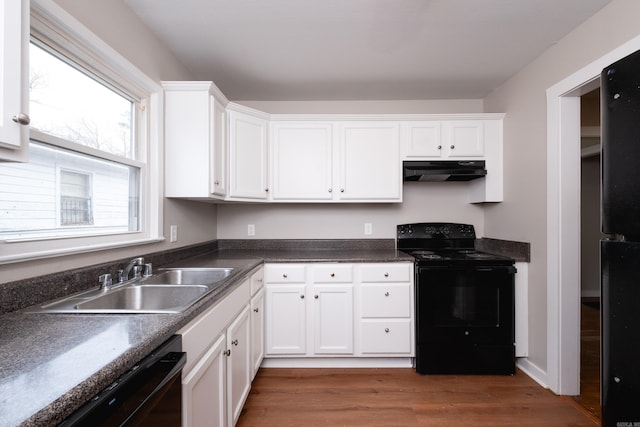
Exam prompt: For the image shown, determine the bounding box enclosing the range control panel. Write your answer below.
[397,223,476,240]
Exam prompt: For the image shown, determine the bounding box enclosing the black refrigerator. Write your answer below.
[601,49,640,427]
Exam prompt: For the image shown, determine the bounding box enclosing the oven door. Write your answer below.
[415,265,516,374]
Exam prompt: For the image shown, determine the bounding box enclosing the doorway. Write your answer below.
[570,89,601,420]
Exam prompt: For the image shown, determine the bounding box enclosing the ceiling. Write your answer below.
[125,0,612,101]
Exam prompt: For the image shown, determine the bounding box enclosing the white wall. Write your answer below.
[483,0,640,374]
[218,183,485,239]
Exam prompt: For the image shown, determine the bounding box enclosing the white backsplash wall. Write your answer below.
[217,182,485,239]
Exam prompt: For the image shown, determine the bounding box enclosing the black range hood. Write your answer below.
[403,160,487,182]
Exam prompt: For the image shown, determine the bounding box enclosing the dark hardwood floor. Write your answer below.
[572,300,601,421]
[237,367,599,426]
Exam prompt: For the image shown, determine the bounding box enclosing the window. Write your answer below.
[60,170,93,226]
[0,3,162,263]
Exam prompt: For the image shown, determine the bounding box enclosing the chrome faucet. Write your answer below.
[119,257,145,282]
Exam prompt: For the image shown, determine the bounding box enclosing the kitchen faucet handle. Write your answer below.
[144,263,153,277]
[98,273,113,290]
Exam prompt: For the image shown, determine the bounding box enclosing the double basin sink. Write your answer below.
[33,268,235,314]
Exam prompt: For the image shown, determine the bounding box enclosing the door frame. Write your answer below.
[546,35,640,395]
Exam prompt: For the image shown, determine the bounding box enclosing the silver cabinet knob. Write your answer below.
[224,349,231,357]
[384,291,390,297]
[384,272,389,277]
[300,294,305,299]
[253,307,259,313]
[232,339,238,346]
[283,273,288,278]
[437,145,442,150]
[328,188,332,193]
[12,113,30,125]
[384,328,390,333]
[450,145,455,149]
[340,188,345,193]
[314,295,319,299]
[330,273,335,278]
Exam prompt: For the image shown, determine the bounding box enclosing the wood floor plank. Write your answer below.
[237,368,598,427]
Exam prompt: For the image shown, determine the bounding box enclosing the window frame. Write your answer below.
[0,0,164,264]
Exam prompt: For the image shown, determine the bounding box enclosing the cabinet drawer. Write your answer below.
[311,264,353,283]
[360,283,411,318]
[264,264,306,283]
[359,319,412,354]
[360,263,411,282]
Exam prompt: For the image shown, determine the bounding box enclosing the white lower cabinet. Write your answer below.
[265,263,354,357]
[182,334,226,427]
[179,272,259,427]
[264,262,413,364]
[249,269,265,379]
[226,305,251,427]
[357,263,414,356]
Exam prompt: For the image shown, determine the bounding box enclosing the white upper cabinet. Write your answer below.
[270,122,334,201]
[269,120,402,202]
[0,0,30,162]
[163,81,228,200]
[228,107,269,200]
[336,121,402,202]
[402,120,485,159]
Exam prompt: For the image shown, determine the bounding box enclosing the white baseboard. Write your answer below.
[261,357,414,368]
[516,357,548,389]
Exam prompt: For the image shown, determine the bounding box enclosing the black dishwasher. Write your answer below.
[60,335,186,427]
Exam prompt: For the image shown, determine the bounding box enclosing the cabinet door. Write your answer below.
[226,305,251,427]
[270,122,334,200]
[228,110,268,199]
[443,121,484,157]
[402,122,442,158]
[182,334,226,427]
[337,122,401,201]
[312,284,354,354]
[265,284,307,355]
[211,96,227,197]
[250,287,265,379]
[0,0,29,161]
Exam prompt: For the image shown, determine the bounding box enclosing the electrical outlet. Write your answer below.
[170,225,178,242]
[364,223,373,235]
[247,224,255,236]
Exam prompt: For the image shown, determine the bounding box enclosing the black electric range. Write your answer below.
[398,222,516,375]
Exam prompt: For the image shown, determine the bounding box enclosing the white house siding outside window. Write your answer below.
[0,3,162,263]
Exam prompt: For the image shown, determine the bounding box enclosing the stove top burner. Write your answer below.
[397,222,515,266]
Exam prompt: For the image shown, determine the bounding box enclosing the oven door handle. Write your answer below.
[475,266,517,273]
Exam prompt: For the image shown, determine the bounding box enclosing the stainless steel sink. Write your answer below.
[75,285,209,312]
[140,268,234,285]
[30,267,237,314]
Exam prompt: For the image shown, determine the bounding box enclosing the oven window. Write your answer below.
[433,283,500,327]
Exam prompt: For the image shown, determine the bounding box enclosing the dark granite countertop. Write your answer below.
[0,248,411,427]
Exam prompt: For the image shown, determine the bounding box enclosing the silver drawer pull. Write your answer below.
[253,307,259,313]
[283,273,288,278]
[314,295,319,299]
[330,273,335,278]
[300,294,305,299]
[384,291,390,297]
[384,328,390,333]
[384,272,389,277]
[224,349,231,357]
